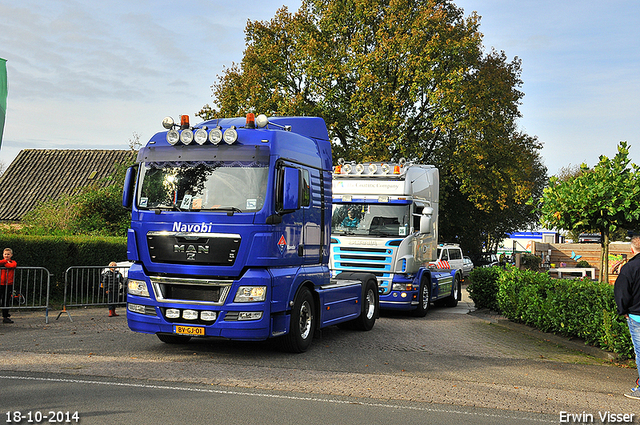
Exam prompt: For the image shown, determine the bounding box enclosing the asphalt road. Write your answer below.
[1,372,557,425]
[1,289,639,423]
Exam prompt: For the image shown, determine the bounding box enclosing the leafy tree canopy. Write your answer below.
[199,0,547,255]
[16,164,132,237]
[536,141,640,282]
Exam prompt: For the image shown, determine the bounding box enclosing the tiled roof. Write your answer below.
[0,149,137,221]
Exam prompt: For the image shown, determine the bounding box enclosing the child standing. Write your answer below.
[101,261,124,317]
[0,247,17,323]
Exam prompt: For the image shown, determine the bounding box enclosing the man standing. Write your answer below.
[614,235,640,399]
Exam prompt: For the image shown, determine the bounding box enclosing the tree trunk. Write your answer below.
[600,231,609,283]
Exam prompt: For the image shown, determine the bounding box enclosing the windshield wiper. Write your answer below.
[212,206,243,216]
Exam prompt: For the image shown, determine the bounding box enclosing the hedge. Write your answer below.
[467,266,634,359]
[0,234,127,300]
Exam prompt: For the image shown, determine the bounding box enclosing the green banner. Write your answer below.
[0,58,7,148]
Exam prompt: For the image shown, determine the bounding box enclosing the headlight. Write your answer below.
[234,286,267,302]
[223,127,238,144]
[194,128,208,145]
[180,129,194,144]
[209,128,223,144]
[128,279,150,297]
[166,129,180,145]
[392,283,411,291]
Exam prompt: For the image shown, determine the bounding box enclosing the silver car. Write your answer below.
[462,256,474,280]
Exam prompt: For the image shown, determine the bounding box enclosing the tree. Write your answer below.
[537,142,640,283]
[199,0,547,255]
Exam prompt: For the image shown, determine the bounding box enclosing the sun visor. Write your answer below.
[137,144,270,164]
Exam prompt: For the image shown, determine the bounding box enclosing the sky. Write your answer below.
[0,0,638,177]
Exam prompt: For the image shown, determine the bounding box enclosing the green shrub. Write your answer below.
[20,181,130,237]
[576,260,591,268]
[467,267,501,311]
[466,265,633,359]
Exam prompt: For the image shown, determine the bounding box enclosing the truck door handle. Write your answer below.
[298,244,304,257]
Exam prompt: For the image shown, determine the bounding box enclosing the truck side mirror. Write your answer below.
[282,167,301,211]
[122,166,137,209]
[419,207,433,234]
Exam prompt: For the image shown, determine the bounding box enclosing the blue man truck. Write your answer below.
[122,114,378,352]
[330,160,462,316]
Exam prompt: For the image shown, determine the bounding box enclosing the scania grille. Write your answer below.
[332,246,394,294]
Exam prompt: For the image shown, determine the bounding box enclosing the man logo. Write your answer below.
[174,244,210,261]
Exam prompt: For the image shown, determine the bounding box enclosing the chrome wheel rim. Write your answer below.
[299,300,312,339]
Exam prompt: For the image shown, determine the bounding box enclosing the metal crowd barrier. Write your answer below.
[58,264,130,322]
[1,267,51,323]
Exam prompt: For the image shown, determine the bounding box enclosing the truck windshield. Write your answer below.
[137,161,269,212]
[331,203,411,237]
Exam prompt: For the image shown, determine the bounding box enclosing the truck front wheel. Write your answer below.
[412,278,430,317]
[351,277,378,331]
[444,274,461,307]
[283,287,315,353]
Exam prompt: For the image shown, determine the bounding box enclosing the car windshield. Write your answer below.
[331,203,411,237]
[137,161,268,212]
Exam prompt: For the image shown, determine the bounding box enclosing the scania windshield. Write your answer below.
[331,203,411,237]
[137,161,268,213]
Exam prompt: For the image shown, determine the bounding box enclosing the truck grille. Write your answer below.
[331,246,394,294]
[150,276,232,305]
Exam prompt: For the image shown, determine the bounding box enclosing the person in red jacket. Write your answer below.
[0,247,17,323]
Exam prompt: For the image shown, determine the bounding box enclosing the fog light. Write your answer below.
[183,310,198,320]
[238,312,263,321]
[400,292,407,298]
[200,311,217,321]
[165,308,180,319]
[128,303,145,314]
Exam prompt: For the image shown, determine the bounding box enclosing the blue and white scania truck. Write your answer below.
[330,160,462,316]
[122,114,378,352]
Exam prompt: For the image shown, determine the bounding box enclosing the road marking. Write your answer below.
[1,374,554,423]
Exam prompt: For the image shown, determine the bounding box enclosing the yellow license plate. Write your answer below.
[174,325,205,336]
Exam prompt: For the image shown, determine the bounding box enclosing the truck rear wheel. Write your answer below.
[282,286,315,353]
[412,278,430,317]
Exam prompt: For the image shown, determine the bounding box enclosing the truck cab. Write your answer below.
[122,114,378,352]
[330,161,462,316]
